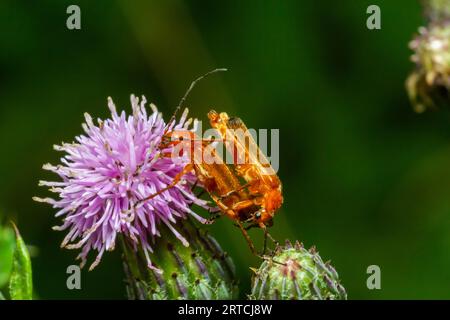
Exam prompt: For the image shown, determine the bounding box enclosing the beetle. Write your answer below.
[207,110,283,229]
[134,69,282,255]
[135,126,267,254]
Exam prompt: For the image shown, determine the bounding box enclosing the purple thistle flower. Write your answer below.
[34,95,209,271]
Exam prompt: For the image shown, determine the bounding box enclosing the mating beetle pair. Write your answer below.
[134,69,283,257]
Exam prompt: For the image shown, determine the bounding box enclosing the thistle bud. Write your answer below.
[122,217,238,300]
[250,240,347,300]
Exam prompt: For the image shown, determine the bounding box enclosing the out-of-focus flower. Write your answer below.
[34,95,209,271]
[249,240,346,300]
[423,0,450,22]
[406,1,450,112]
[122,217,238,300]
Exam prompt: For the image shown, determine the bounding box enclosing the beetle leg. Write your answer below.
[230,199,255,211]
[242,222,278,255]
[218,182,252,199]
[263,227,268,255]
[190,179,199,191]
[235,220,258,256]
[208,194,260,255]
[259,223,279,250]
[244,222,258,230]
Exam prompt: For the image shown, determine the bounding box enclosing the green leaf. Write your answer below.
[9,223,32,300]
[0,290,5,300]
[0,226,15,288]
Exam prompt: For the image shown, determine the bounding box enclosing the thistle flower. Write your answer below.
[122,217,238,300]
[250,240,347,300]
[34,95,209,271]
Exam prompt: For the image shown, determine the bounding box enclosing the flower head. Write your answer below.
[423,0,450,22]
[34,95,208,271]
[406,3,450,112]
[410,22,450,88]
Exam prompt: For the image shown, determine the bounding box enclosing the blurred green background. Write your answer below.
[1,0,450,299]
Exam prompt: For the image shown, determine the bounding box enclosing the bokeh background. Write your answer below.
[1,0,449,299]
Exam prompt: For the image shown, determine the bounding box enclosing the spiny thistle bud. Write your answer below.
[122,217,238,300]
[250,240,347,300]
[406,1,450,112]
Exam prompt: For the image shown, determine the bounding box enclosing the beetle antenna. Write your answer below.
[167,68,227,129]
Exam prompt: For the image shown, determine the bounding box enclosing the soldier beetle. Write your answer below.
[135,69,282,256]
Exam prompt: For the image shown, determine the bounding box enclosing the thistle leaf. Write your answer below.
[9,223,33,300]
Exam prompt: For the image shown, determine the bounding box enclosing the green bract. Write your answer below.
[122,218,238,300]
